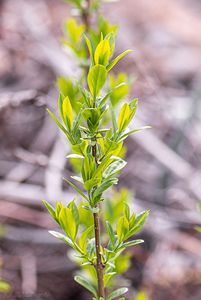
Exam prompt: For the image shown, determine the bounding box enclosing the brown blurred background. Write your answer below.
[0,0,201,299]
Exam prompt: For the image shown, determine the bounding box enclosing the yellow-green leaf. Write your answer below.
[62,96,73,130]
[107,49,133,71]
[59,207,77,240]
[117,216,129,242]
[117,103,130,132]
[94,39,111,65]
[87,65,107,97]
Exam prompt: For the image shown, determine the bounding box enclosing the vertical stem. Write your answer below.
[92,144,105,299]
[93,211,105,298]
[81,1,105,295]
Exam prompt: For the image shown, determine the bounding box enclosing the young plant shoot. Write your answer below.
[44,1,149,299]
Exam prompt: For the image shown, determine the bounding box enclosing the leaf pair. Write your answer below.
[43,200,80,241]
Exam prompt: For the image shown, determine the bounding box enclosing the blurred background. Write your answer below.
[0,0,201,299]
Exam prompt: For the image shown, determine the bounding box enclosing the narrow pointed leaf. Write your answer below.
[42,200,56,220]
[107,49,132,71]
[74,276,97,297]
[107,287,128,300]
[48,230,74,247]
[106,221,116,247]
[63,177,88,201]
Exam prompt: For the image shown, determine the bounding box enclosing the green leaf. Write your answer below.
[99,83,126,107]
[92,178,118,202]
[86,238,96,257]
[87,64,107,98]
[84,177,101,191]
[69,201,80,231]
[85,35,95,65]
[107,287,128,300]
[118,126,151,142]
[117,99,138,132]
[48,230,74,247]
[59,207,77,240]
[128,211,149,238]
[110,104,118,133]
[74,275,97,297]
[55,201,63,220]
[71,175,84,184]
[63,177,88,201]
[66,18,85,45]
[107,50,132,71]
[78,225,93,251]
[94,39,111,65]
[103,157,127,178]
[47,108,72,142]
[119,239,144,250]
[61,96,73,130]
[124,203,130,220]
[117,216,129,242]
[106,221,116,248]
[117,103,130,132]
[42,200,56,221]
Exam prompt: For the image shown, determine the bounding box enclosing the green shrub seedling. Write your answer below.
[44,0,150,299]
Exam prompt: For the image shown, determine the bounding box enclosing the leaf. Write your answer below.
[42,200,56,221]
[117,99,138,132]
[119,239,144,250]
[47,108,72,142]
[86,238,96,257]
[66,18,85,45]
[107,287,128,300]
[61,96,73,130]
[117,216,129,242]
[63,177,88,201]
[124,203,130,220]
[87,64,107,98]
[71,175,84,184]
[106,221,116,248]
[84,35,95,65]
[117,103,130,132]
[69,201,80,231]
[55,201,63,220]
[48,230,74,247]
[84,177,101,191]
[94,39,111,65]
[74,275,97,297]
[92,178,118,201]
[99,83,126,107]
[110,104,118,133]
[128,211,149,238]
[59,207,77,240]
[118,126,151,142]
[107,49,132,71]
[78,225,93,251]
[103,157,127,178]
